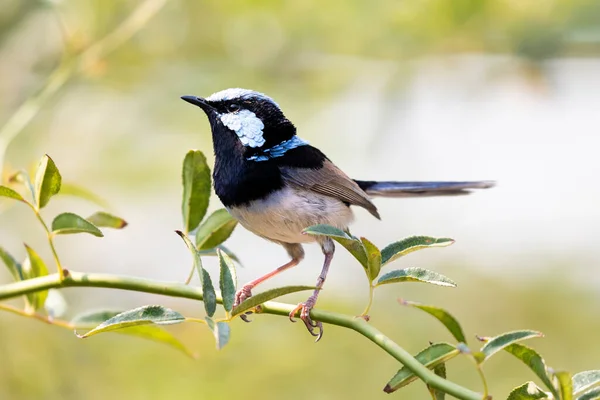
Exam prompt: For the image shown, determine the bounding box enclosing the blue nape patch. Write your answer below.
[248,136,309,161]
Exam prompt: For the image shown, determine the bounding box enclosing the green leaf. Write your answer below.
[232,285,316,316]
[303,224,368,270]
[383,343,460,393]
[218,249,237,313]
[0,246,25,281]
[72,309,193,357]
[201,268,217,317]
[86,212,128,229]
[182,150,211,233]
[480,330,543,363]
[52,213,104,237]
[0,186,26,202]
[503,343,558,397]
[376,267,457,287]
[381,236,454,266]
[176,230,216,317]
[433,362,447,379]
[428,363,447,400]
[578,388,600,400]
[507,382,549,400]
[23,245,49,310]
[75,305,185,338]
[58,182,110,209]
[400,300,466,343]
[195,209,238,250]
[360,237,381,281]
[573,371,600,397]
[205,317,230,350]
[554,371,573,400]
[72,309,128,325]
[34,154,61,209]
[177,230,201,271]
[23,245,49,278]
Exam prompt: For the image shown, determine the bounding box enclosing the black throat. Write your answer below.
[211,122,284,207]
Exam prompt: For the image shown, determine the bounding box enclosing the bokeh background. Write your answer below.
[1,0,600,398]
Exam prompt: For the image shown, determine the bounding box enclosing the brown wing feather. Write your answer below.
[280,161,380,219]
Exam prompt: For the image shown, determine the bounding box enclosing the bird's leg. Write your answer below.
[234,259,298,306]
[234,243,304,322]
[289,238,335,341]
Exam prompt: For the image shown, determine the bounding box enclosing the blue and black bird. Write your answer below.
[182,89,494,340]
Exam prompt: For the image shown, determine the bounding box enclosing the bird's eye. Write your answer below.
[228,103,240,112]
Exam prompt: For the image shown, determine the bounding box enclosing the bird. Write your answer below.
[181,88,494,341]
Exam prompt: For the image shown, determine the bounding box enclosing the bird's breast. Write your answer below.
[213,150,283,207]
[227,185,354,244]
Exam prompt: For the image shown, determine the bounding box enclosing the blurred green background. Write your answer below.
[1,0,600,398]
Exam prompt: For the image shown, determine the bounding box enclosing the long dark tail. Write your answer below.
[354,180,495,198]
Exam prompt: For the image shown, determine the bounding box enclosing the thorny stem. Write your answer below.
[0,271,483,400]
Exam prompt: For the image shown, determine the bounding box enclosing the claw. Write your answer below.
[289,303,302,323]
[240,311,252,323]
[288,297,323,341]
[313,322,324,342]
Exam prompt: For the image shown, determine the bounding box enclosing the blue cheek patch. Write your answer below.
[247,136,309,161]
[220,110,266,148]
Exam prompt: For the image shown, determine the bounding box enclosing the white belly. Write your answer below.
[228,186,354,244]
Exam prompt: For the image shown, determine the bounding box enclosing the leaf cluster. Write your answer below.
[1,152,598,400]
[1,155,127,311]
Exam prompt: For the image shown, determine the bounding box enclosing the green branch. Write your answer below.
[0,270,482,400]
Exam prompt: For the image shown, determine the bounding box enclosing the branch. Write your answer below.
[0,270,482,400]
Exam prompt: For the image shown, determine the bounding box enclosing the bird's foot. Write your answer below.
[289,295,323,342]
[234,285,253,323]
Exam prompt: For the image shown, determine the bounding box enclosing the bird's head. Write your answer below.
[181,88,307,161]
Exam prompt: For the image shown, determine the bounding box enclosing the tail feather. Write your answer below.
[354,180,495,198]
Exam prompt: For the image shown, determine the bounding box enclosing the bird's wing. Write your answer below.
[280,160,380,219]
[354,180,496,197]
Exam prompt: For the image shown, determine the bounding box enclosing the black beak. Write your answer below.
[181,95,215,114]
